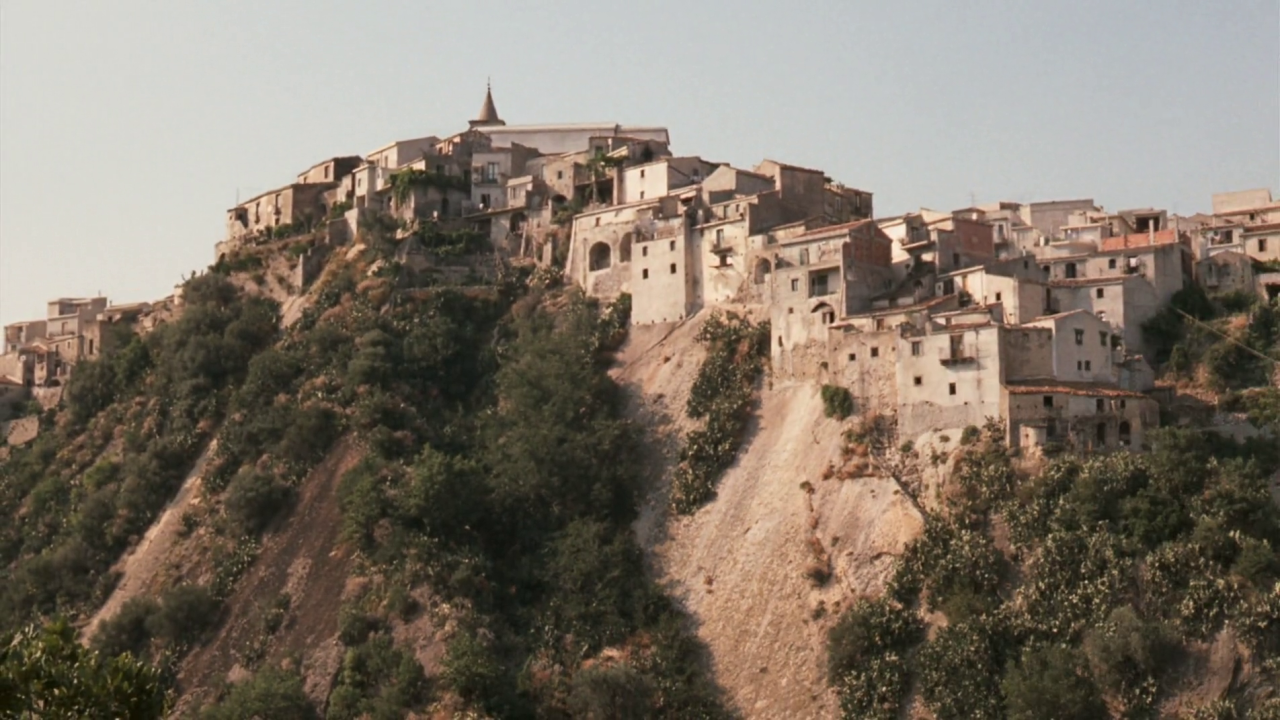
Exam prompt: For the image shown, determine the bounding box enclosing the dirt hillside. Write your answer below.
[620,311,925,719]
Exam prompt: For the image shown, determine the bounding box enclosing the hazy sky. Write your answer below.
[2,0,1277,326]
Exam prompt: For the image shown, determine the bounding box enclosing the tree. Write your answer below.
[1003,644,1106,720]
[0,618,170,719]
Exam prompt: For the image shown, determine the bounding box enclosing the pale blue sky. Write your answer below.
[2,0,1277,326]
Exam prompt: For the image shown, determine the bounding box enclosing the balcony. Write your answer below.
[939,346,977,366]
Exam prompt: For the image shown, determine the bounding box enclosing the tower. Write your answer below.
[469,79,505,129]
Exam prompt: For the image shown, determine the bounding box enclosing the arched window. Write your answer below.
[589,242,612,271]
[1118,421,1132,446]
[754,258,772,284]
[813,302,836,325]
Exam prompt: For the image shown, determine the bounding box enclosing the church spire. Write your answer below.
[470,78,505,128]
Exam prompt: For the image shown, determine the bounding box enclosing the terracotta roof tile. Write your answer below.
[1005,381,1149,399]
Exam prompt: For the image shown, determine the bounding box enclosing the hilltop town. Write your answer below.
[4,85,1276,453]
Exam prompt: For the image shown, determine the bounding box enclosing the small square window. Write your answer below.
[949,383,956,395]
[911,341,922,356]
[871,347,880,358]
[913,376,922,386]
[994,292,1002,302]
[1096,288,1105,298]
[788,308,794,314]
[642,269,649,279]
[1075,329,1084,345]
[670,263,677,274]
[1108,258,1117,269]
[1043,395,1054,408]
[848,353,856,361]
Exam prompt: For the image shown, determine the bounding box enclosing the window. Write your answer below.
[595,217,600,227]
[1043,395,1054,408]
[642,246,648,257]
[875,318,886,331]
[1119,400,1126,409]
[1085,360,1092,371]
[1108,258,1117,269]
[799,249,809,265]
[911,341,922,356]
[949,382,957,395]
[485,162,498,181]
[1042,265,1050,276]
[557,170,564,180]
[913,376,923,386]
[1065,262,1078,279]
[1261,238,1270,253]
[1096,288,1105,298]
[1077,360,1083,371]
[1023,260,1029,269]
[639,191,645,199]
[639,169,645,178]
[642,269,649,279]
[791,279,799,292]
[669,263,677,274]
[670,240,676,251]
[822,310,835,324]
[324,165,331,179]
[1075,329,1084,345]
[715,228,724,244]
[848,353,856,362]
[994,292,1002,302]
[870,346,880,358]
[1096,398,1105,412]
[1100,331,1107,347]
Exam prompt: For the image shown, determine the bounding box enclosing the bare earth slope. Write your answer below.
[620,312,925,720]
[83,440,218,641]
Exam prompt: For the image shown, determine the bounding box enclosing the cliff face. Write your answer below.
[618,313,924,719]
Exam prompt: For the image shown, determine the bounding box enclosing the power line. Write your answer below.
[1174,308,1279,366]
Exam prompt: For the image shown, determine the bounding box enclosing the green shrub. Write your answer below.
[224,470,293,536]
[92,596,160,659]
[889,519,1007,622]
[441,631,503,703]
[148,584,221,649]
[821,384,854,420]
[200,665,315,720]
[916,617,1009,720]
[1002,644,1106,720]
[1082,606,1177,716]
[827,597,922,718]
[567,664,655,720]
[326,634,427,720]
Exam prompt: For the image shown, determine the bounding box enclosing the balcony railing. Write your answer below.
[939,346,977,365]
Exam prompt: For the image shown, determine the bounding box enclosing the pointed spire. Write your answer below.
[470,78,505,128]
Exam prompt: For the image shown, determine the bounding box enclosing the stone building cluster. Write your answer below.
[7,84,1275,456]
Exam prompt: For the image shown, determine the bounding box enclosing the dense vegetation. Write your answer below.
[828,422,1280,719]
[670,312,770,514]
[0,275,278,635]
[1143,287,1279,391]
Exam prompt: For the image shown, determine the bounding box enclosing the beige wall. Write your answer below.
[896,325,1005,440]
[1005,390,1156,451]
[1024,312,1116,384]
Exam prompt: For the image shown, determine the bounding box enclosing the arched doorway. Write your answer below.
[619,232,633,263]
[754,258,772,284]
[589,242,612,271]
